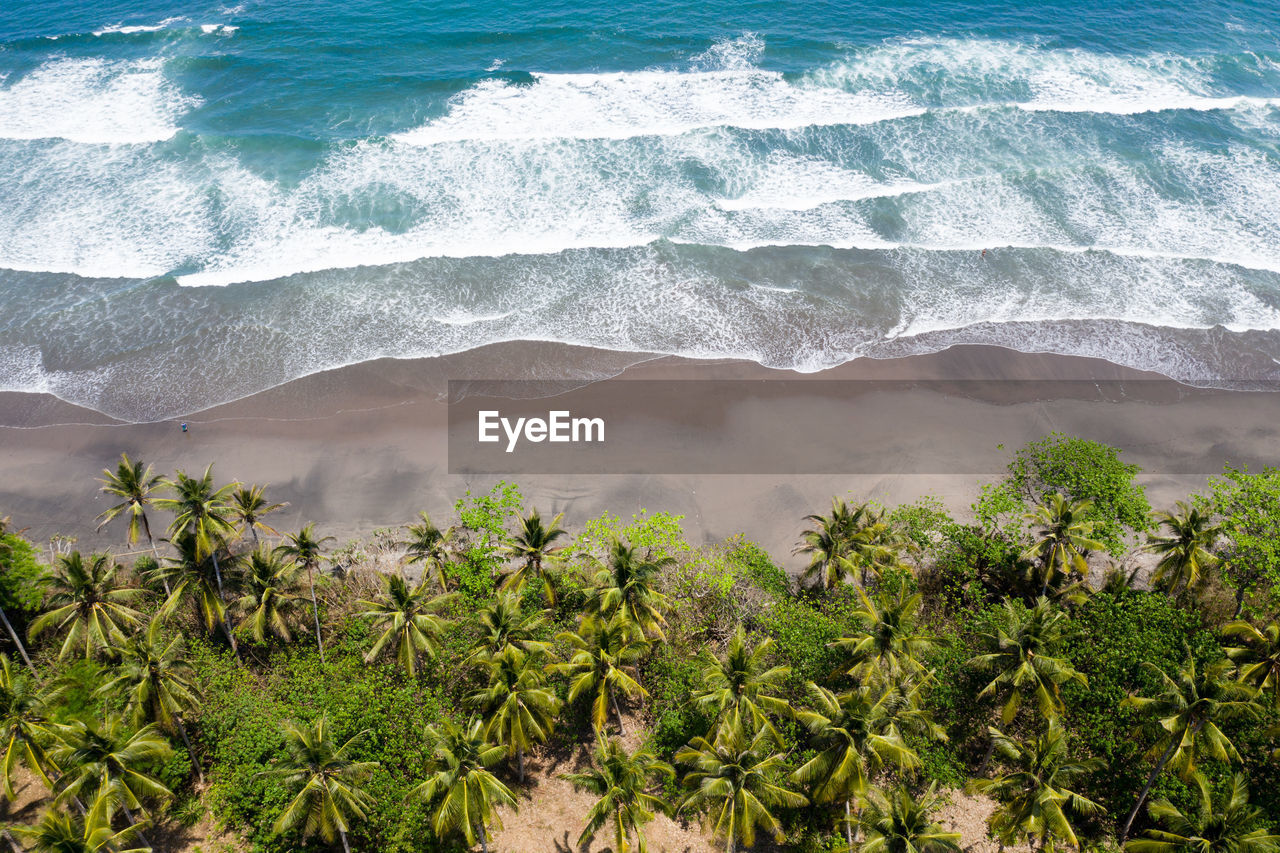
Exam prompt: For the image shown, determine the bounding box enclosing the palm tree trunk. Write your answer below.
[612,691,626,736]
[307,563,326,664]
[210,550,241,660]
[175,715,204,785]
[478,820,490,853]
[142,515,171,597]
[1233,584,1247,618]
[1120,732,1183,842]
[517,746,525,784]
[3,828,21,853]
[121,803,152,848]
[846,799,855,853]
[0,605,38,678]
[340,827,352,853]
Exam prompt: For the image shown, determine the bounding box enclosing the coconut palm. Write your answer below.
[277,524,334,664]
[791,682,920,852]
[357,575,453,678]
[229,484,287,545]
[967,721,1105,852]
[692,626,791,739]
[858,783,962,853]
[95,453,164,556]
[548,615,649,735]
[94,618,203,784]
[1126,774,1280,853]
[233,547,302,645]
[832,576,938,684]
[411,715,516,853]
[501,509,568,604]
[968,597,1086,725]
[0,654,57,799]
[154,529,239,653]
[1023,494,1104,598]
[466,646,561,782]
[465,591,551,665]
[400,512,455,591]
[589,539,674,641]
[262,716,377,853]
[49,715,173,833]
[12,790,149,853]
[677,722,808,853]
[28,552,145,660]
[1119,658,1262,842]
[562,733,674,853]
[1144,502,1221,600]
[796,499,898,591]
[1223,619,1280,709]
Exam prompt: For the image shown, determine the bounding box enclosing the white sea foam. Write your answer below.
[0,58,200,144]
[92,17,185,36]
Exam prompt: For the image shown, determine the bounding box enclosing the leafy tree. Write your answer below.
[400,512,455,591]
[857,783,962,853]
[791,682,920,852]
[95,452,164,556]
[234,547,302,645]
[465,591,550,665]
[968,721,1105,852]
[229,483,287,545]
[562,733,674,853]
[1200,466,1280,616]
[49,715,173,831]
[796,499,898,590]
[1022,494,1104,599]
[28,552,145,660]
[1125,774,1280,853]
[1007,434,1150,556]
[1144,502,1221,601]
[501,508,568,605]
[1119,658,1262,842]
[95,618,204,783]
[0,653,56,798]
[678,722,808,853]
[590,539,674,641]
[357,574,452,678]
[833,577,938,684]
[549,615,649,735]
[968,597,1086,725]
[0,528,47,674]
[466,646,561,782]
[692,626,791,739]
[277,524,335,664]
[411,715,516,853]
[12,790,149,853]
[262,716,377,853]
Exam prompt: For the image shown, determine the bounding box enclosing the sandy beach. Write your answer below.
[1,342,1277,564]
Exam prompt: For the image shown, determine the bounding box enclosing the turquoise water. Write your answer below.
[2,0,1280,419]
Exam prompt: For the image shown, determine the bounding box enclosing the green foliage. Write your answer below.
[757,593,860,689]
[0,533,46,612]
[1006,433,1150,556]
[644,643,713,759]
[576,509,690,562]
[451,481,524,601]
[888,496,955,558]
[1200,465,1280,615]
[726,537,790,596]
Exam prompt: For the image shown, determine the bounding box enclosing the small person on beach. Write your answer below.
[981,248,987,259]
[181,422,188,433]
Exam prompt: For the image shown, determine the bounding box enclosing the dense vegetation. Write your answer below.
[0,433,1278,852]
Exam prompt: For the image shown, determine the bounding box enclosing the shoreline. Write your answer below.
[1,341,1277,563]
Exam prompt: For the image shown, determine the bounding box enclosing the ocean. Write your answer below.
[2,0,1280,420]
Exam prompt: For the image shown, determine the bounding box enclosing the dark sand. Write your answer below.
[2,342,1277,565]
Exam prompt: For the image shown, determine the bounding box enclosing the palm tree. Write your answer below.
[94,618,204,784]
[1144,502,1221,601]
[95,453,164,556]
[262,717,377,853]
[277,524,335,664]
[229,484,287,545]
[549,615,649,735]
[795,498,855,591]
[562,732,674,853]
[1023,494,1104,598]
[357,575,453,678]
[400,512,455,590]
[692,626,791,739]
[49,715,173,836]
[832,577,938,684]
[858,783,962,853]
[234,547,302,645]
[13,791,149,853]
[1223,619,1280,709]
[465,591,551,665]
[968,721,1105,852]
[790,682,920,852]
[1119,658,1262,842]
[466,646,561,782]
[502,509,568,605]
[590,539,674,641]
[28,552,145,660]
[0,654,57,799]
[678,722,808,853]
[154,529,239,653]
[411,715,517,853]
[1126,774,1280,853]
[968,597,1086,726]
